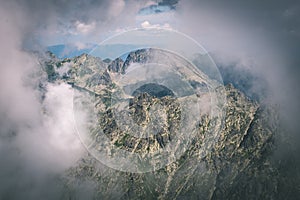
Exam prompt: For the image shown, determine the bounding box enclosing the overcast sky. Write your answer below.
[0,0,299,199]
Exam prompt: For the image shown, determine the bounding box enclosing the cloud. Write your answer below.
[144,1,159,7]
[173,0,299,105]
[173,0,300,179]
[75,21,96,35]
[141,20,172,29]
[108,0,126,18]
[8,0,145,46]
[0,3,86,199]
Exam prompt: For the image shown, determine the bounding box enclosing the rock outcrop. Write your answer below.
[43,49,279,199]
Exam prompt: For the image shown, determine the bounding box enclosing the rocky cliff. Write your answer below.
[43,50,280,199]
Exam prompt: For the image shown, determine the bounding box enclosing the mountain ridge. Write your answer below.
[40,49,280,199]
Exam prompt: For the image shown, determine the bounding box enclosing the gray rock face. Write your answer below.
[43,50,281,199]
[107,49,153,74]
[108,57,124,73]
[123,49,152,69]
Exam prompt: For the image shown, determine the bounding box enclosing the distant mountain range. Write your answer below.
[47,43,141,60]
[46,44,96,59]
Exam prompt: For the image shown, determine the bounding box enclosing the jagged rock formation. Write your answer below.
[108,57,124,73]
[43,50,280,199]
[123,49,152,69]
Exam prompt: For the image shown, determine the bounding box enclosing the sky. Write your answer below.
[0,0,300,199]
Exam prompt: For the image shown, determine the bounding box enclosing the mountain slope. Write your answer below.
[42,50,279,199]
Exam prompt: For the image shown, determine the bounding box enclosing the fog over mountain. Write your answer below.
[0,0,299,199]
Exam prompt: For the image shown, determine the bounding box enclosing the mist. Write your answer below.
[174,2,300,195]
[0,2,86,199]
[0,0,300,199]
[174,0,300,139]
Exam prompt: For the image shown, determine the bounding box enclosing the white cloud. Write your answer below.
[144,1,158,7]
[0,4,85,198]
[75,21,96,35]
[42,83,84,166]
[73,41,89,50]
[141,20,172,29]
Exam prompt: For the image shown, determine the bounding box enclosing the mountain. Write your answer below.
[47,43,140,60]
[41,49,283,199]
[47,44,97,59]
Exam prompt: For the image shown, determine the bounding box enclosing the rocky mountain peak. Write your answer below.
[40,49,280,199]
